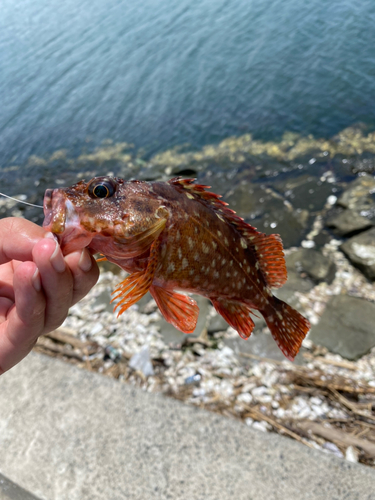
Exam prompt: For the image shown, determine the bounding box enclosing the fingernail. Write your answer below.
[32,269,41,292]
[50,240,66,273]
[78,249,93,272]
[44,232,58,241]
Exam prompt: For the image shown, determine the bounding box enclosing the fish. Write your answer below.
[43,176,310,360]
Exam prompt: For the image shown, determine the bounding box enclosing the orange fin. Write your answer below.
[211,299,255,340]
[246,233,287,288]
[96,254,107,262]
[150,286,199,334]
[263,297,310,361]
[169,177,287,288]
[111,236,162,316]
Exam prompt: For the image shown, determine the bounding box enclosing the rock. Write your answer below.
[136,292,157,314]
[309,295,375,360]
[337,175,375,216]
[224,331,305,365]
[92,289,113,313]
[207,313,229,334]
[272,251,315,306]
[224,182,309,248]
[326,209,373,236]
[224,333,286,363]
[341,227,375,280]
[274,173,335,213]
[257,209,309,249]
[285,248,336,284]
[312,229,332,248]
[97,259,123,275]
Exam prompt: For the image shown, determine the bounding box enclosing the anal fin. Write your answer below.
[150,286,199,334]
[211,299,255,340]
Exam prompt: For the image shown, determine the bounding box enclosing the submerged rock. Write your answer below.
[309,295,375,360]
[286,248,336,284]
[326,209,373,236]
[337,175,375,216]
[341,227,375,280]
[225,182,309,248]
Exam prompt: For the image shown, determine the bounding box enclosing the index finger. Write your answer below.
[0,217,46,264]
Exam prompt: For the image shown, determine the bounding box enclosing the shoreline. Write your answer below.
[30,172,375,468]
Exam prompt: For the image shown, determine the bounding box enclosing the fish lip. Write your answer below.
[43,189,66,234]
[43,189,53,227]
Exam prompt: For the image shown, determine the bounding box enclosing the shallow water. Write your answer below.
[1,0,375,167]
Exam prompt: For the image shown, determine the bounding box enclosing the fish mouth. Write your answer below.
[43,189,67,234]
[43,188,94,254]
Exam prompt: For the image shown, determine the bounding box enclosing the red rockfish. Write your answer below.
[43,176,310,360]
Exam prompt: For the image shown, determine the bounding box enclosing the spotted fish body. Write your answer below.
[43,176,310,360]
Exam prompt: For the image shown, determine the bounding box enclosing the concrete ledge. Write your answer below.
[0,473,41,500]
[0,353,374,500]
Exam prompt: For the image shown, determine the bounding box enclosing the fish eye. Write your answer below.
[88,177,117,199]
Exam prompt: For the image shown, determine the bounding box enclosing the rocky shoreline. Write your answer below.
[1,127,375,467]
[28,170,375,468]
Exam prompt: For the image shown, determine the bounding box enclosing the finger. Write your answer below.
[32,234,74,332]
[0,218,45,264]
[0,261,46,374]
[64,249,100,305]
[0,261,17,302]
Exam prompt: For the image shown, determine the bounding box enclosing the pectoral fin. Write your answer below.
[111,235,162,316]
[150,286,199,334]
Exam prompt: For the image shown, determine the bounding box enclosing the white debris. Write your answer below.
[345,446,359,463]
[129,346,154,377]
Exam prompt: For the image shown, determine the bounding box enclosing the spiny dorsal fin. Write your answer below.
[169,177,287,288]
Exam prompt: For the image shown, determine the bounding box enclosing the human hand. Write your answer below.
[0,217,99,374]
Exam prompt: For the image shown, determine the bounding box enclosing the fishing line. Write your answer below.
[0,192,43,208]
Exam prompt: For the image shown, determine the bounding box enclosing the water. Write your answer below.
[1,0,375,167]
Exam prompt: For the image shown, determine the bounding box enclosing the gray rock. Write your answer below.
[286,249,336,284]
[135,292,157,314]
[338,175,375,215]
[326,209,373,236]
[97,259,123,275]
[274,173,334,213]
[207,313,229,334]
[257,208,309,249]
[225,182,309,248]
[92,289,113,313]
[271,251,315,306]
[309,295,375,360]
[224,331,305,365]
[341,227,375,280]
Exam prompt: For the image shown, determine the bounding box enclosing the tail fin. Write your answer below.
[263,297,310,361]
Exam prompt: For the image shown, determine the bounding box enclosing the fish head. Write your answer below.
[43,177,167,257]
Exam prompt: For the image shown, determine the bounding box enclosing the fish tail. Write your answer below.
[263,297,310,361]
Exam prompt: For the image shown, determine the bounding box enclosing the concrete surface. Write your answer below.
[0,473,41,500]
[0,353,374,500]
